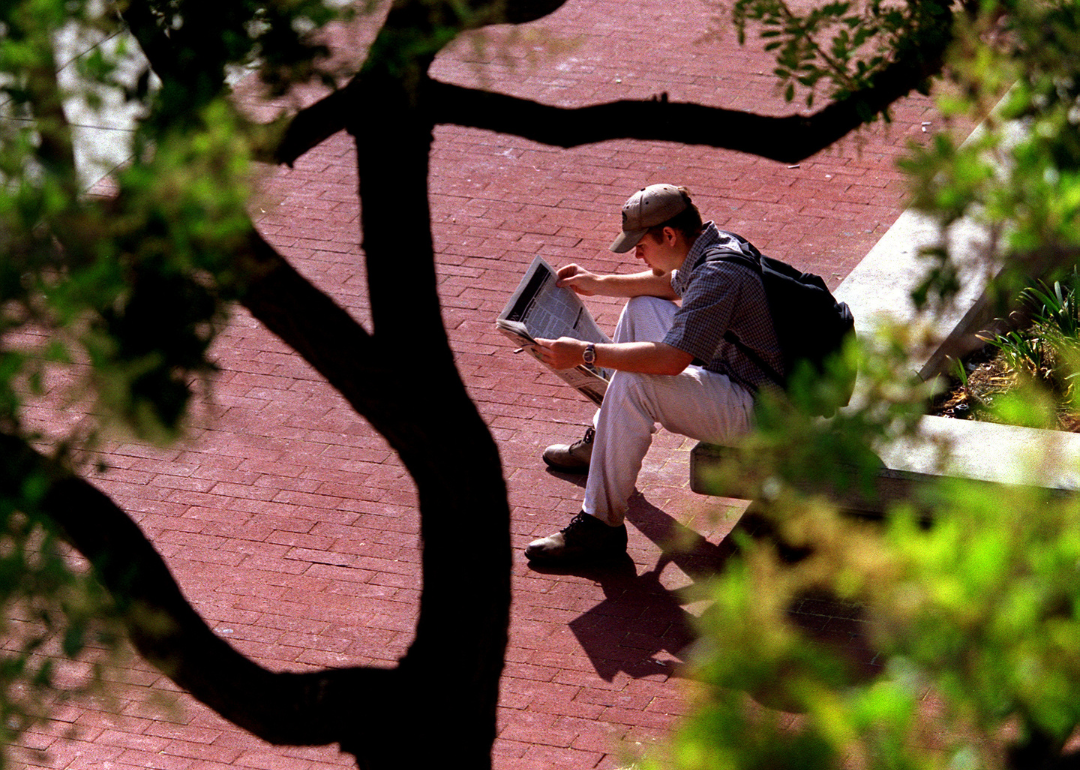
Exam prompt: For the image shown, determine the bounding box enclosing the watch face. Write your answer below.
[583,344,596,364]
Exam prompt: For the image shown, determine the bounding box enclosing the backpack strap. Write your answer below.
[697,244,785,389]
[692,233,762,271]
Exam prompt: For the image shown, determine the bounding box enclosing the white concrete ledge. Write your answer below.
[880,416,1080,491]
[833,175,1080,494]
[834,211,1000,383]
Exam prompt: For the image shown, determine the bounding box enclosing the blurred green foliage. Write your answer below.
[648,2,1080,769]
[8,0,1080,768]
[0,0,350,764]
[724,0,952,108]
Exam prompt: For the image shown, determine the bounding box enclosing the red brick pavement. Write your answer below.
[16,1,964,768]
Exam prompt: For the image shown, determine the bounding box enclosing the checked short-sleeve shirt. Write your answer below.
[663,223,783,392]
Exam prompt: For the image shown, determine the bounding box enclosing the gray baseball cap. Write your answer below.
[609,184,688,253]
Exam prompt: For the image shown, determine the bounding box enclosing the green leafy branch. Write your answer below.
[724,0,953,108]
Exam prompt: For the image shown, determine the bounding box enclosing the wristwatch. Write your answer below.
[583,343,597,366]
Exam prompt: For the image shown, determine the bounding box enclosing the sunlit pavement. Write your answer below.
[15,2,964,768]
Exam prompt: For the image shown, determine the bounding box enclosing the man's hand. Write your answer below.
[534,337,587,370]
[555,264,603,296]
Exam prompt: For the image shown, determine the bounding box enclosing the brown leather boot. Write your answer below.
[541,427,594,473]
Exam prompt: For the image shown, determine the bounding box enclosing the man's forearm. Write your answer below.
[536,336,693,375]
[593,270,678,299]
[594,341,692,375]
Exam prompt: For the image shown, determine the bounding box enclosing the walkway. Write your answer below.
[17,1,959,768]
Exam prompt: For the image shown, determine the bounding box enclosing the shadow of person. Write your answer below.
[543,466,588,487]
[533,495,884,700]
[561,555,692,681]
[530,496,765,682]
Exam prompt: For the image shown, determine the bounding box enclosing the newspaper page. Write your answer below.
[496,256,612,406]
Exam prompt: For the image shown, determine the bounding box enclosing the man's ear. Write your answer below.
[662,226,679,246]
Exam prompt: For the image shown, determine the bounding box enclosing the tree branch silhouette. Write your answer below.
[0,431,386,746]
[9,0,971,767]
[276,0,954,166]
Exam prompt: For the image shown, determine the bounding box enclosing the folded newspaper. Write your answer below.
[496,256,612,406]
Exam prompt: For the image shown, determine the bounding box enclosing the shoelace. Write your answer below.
[561,511,592,535]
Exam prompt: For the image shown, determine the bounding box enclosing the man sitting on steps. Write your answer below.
[527,183,781,564]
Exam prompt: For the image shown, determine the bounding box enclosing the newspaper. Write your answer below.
[496,256,612,406]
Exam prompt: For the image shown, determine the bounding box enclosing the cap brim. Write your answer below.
[610,228,648,253]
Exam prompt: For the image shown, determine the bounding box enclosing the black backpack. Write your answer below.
[701,237,856,417]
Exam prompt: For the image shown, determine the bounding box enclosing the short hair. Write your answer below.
[644,187,703,243]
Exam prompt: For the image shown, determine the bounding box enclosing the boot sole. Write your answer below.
[541,455,590,474]
[524,545,626,563]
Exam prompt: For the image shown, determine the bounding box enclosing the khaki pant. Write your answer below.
[584,296,755,525]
